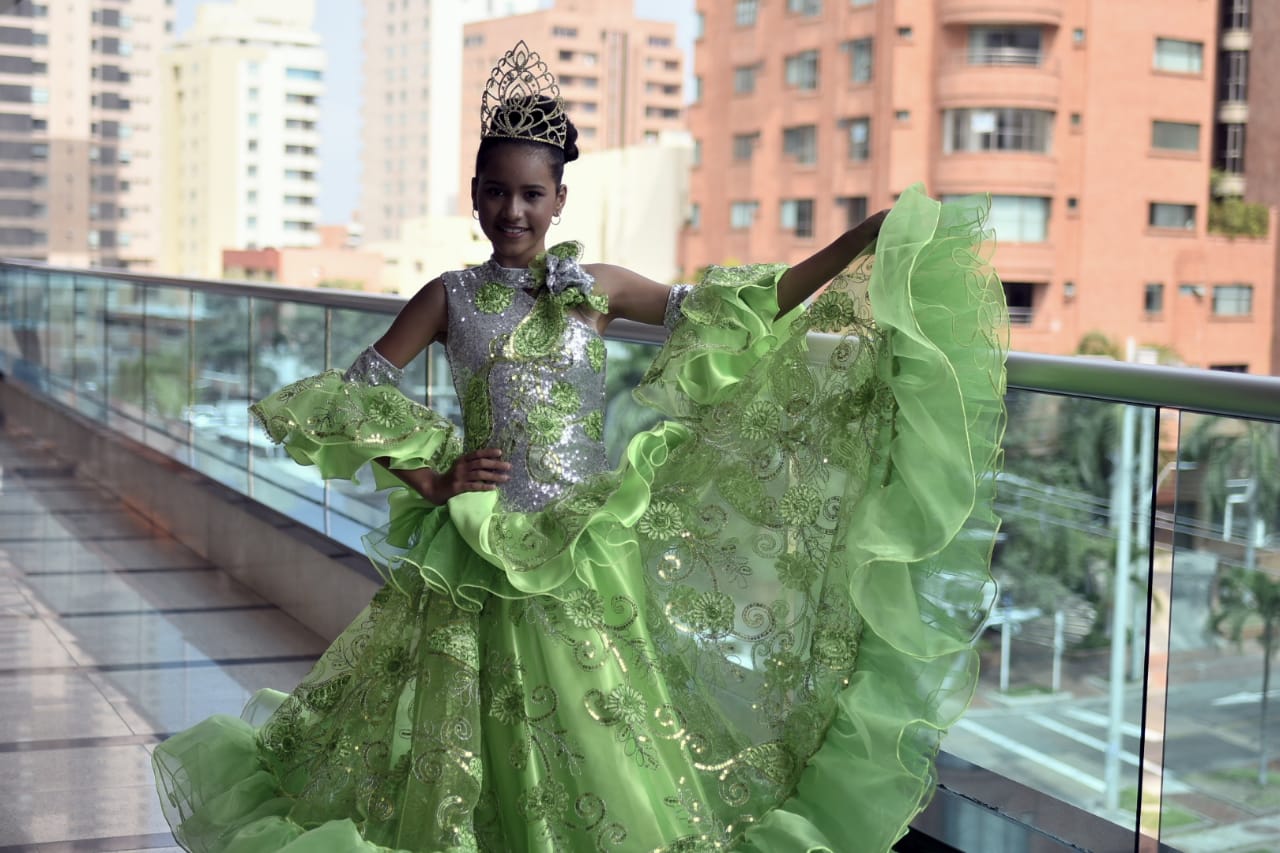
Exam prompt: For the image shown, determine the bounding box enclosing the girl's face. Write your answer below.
[471,145,566,269]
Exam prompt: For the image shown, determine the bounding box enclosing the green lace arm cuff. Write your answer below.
[249,370,462,484]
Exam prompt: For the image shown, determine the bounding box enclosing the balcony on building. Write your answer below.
[2,256,1280,853]
[938,24,1061,112]
[938,0,1065,27]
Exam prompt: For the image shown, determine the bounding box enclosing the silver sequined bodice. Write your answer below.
[443,259,609,512]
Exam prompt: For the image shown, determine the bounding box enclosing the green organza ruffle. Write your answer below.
[155,184,1007,853]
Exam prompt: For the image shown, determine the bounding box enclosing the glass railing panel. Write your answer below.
[0,267,17,376]
[325,306,418,548]
[602,338,664,466]
[1158,413,1280,849]
[45,271,76,407]
[327,306,391,372]
[141,286,193,459]
[426,345,458,425]
[8,268,47,388]
[941,388,1155,835]
[72,275,109,420]
[189,291,252,492]
[247,298,327,532]
[104,279,145,442]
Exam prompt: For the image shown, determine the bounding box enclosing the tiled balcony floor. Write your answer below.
[0,431,325,852]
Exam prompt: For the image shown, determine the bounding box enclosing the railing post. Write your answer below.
[1105,403,1137,813]
[1052,609,1064,694]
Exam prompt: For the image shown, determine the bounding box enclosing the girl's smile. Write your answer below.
[471,145,566,269]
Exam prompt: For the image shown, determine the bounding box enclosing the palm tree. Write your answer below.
[1192,418,1280,786]
[1211,565,1280,786]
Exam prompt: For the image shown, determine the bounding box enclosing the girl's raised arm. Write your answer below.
[592,209,887,329]
[775,209,886,314]
[589,264,681,328]
[371,277,448,368]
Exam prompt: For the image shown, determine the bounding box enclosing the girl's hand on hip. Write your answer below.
[426,449,512,503]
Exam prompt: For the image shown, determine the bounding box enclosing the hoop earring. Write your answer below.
[471,209,479,220]
[552,213,562,225]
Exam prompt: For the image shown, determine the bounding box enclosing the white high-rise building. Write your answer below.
[161,0,325,278]
[359,0,545,243]
[0,0,174,269]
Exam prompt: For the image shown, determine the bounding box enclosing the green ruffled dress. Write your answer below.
[152,186,1008,852]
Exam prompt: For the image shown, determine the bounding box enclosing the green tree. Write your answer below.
[994,389,1118,615]
[1211,566,1280,786]
[1181,418,1280,537]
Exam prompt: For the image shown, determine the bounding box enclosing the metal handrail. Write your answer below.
[4,259,1280,422]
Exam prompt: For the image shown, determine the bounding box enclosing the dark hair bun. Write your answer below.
[562,116,579,163]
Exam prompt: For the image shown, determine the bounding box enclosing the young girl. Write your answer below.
[154,41,1007,853]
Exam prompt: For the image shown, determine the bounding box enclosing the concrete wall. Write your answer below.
[0,379,378,642]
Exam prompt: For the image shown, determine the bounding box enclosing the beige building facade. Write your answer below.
[458,0,685,216]
[551,131,694,284]
[685,0,1278,374]
[0,0,173,269]
[360,0,545,244]
[161,0,325,279]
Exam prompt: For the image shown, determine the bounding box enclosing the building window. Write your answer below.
[845,37,873,82]
[688,203,700,229]
[1153,38,1203,74]
[553,26,578,38]
[733,64,759,94]
[1218,123,1246,174]
[781,199,815,237]
[695,12,705,38]
[732,132,759,161]
[785,51,819,90]
[730,201,759,229]
[463,34,483,47]
[782,125,817,164]
[1144,282,1164,314]
[1208,284,1249,317]
[1221,50,1248,101]
[1151,120,1199,152]
[787,0,822,15]
[837,196,868,229]
[842,117,870,160]
[286,67,322,81]
[895,110,911,122]
[1003,282,1037,326]
[968,26,1042,66]
[1149,202,1196,230]
[1223,0,1250,31]
[735,0,759,25]
[945,195,1050,242]
[945,108,1053,153]
[1212,284,1252,316]
[648,35,672,48]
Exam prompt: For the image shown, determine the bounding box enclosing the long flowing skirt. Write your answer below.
[153,186,1008,852]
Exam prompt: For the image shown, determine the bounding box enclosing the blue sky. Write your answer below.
[173,1,697,223]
